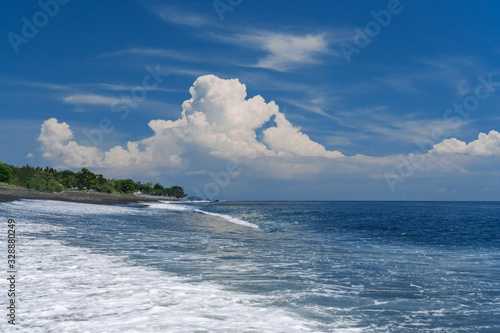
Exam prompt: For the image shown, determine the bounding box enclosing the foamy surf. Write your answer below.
[193,209,259,229]
[144,201,259,229]
[2,200,497,332]
[0,220,314,332]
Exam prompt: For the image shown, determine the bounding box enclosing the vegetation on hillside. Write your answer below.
[0,161,186,198]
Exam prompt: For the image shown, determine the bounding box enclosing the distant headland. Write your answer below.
[0,161,187,205]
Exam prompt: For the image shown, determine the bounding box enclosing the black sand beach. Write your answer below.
[0,186,171,205]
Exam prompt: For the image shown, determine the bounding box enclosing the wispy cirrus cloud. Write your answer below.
[218,32,333,72]
[79,83,181,93]
[411,55,484,95]
[331,106,471,145]
[247,33,330,71]
[99,48,205,63]
[61,92,180,117]
[4,78,182,115]
[4,79,179,93]
[280,97,334,118]
[146,4,349,72]
[153,5,212,27]
[63,94,122,106]
[1,79,70,91]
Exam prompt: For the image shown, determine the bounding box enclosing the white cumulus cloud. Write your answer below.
[431,130,500,156]
[38,75,343,171]
[37,118,103,166]
[263,113,343,158]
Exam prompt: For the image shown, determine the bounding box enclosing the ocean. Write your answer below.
[1,200,499,332]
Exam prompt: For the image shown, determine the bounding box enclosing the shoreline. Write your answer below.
[0,186,177,206]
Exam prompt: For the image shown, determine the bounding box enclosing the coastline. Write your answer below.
[0,186,176,205]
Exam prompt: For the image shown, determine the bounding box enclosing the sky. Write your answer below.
[1,0,500,200]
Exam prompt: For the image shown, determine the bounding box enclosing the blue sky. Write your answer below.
[1,0,500,200]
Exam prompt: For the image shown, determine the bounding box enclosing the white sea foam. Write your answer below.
[3,200,491,332]
[144,201,260,229]
[141,201,191,211]
[5,199,258,229]
[0,220,315,332]
[193,209,259,229]
[6,199,140,216]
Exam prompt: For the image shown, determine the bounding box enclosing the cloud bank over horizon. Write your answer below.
[36,74,500,189]
[38,75,344,175]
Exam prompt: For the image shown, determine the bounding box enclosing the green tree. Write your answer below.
[152,182,164,195]
[57,170,77,188]
[25,172,63,192]
[1,163,187,197]
[75,167,97,189]
[166,185,186,198]
[118,179,136,193]
[10,165,37,186]
[0,162,12,183]
[135,181,153,194]
[95,174,107,190]
[103,179,118,193]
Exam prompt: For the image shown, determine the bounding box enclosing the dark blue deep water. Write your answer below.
[1,200,499,332]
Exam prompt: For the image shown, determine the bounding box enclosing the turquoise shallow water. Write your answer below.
[1,200,499,332]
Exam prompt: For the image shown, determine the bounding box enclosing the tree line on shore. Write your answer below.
[0,161,186,198]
